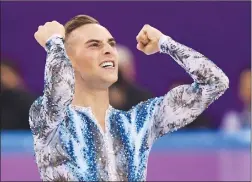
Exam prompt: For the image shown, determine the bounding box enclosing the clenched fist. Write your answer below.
[136,24,164,55]
[34,21,65,48]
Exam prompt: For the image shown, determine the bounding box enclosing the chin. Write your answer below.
[108,75,118,85]
[100,75,118,88]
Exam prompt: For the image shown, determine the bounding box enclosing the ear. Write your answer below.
[71,59,77,69]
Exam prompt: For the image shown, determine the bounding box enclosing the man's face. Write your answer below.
[67,24,118,88]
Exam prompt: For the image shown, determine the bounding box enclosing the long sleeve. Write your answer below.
[129,35,229,146]
[29,35,75,139]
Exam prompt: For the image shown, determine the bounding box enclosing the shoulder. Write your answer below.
[120,97,164,124]
[128,96,164,114]
[109,96,163,119]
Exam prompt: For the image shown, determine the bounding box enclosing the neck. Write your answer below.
[71,76,111,132]
[72,80,110,113]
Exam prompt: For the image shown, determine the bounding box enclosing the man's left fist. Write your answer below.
[136,24,164,55]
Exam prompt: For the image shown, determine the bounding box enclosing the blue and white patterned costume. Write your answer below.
[29,35,229,181]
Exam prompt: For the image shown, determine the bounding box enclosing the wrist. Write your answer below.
[158,34,172,53]
[46,34,64,43]
[45,34,64,52]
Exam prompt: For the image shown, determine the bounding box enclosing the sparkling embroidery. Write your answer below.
[29,35,229,181]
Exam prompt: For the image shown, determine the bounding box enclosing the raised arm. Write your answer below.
[149,35,229,138]
[131,24,229,146]
[29,21,75,139]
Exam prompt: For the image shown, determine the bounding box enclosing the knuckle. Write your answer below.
[52,21,59,25]
[144,24,150,28]
[34,32,38,38]
[136,33,142,39]
[144,24,151,31]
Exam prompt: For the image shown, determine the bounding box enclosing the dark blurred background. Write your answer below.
[1,1,251,181]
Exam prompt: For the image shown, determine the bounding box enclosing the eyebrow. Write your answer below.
[85,38,116,44]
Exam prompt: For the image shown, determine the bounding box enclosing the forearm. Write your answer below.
[158,35,229,91]
[42,35,75,125]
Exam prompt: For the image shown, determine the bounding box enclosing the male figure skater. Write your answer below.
[29,15,229,181]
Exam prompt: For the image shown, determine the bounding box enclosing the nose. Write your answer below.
[102,43,114,55]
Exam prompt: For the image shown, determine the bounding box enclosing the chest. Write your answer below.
[58,112,130,160]
[56,115,129,179]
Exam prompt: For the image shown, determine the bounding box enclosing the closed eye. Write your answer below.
[90,43,99,47]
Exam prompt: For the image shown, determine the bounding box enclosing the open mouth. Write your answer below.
[99,61,115,69]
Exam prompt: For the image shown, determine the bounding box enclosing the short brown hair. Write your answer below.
[64,15,99,40]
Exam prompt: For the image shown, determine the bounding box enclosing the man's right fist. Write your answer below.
[34,21,65,48]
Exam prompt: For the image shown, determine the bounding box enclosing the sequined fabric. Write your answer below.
[29,35,229,181]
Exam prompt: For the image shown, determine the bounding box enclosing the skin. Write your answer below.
[34,21,164,132]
